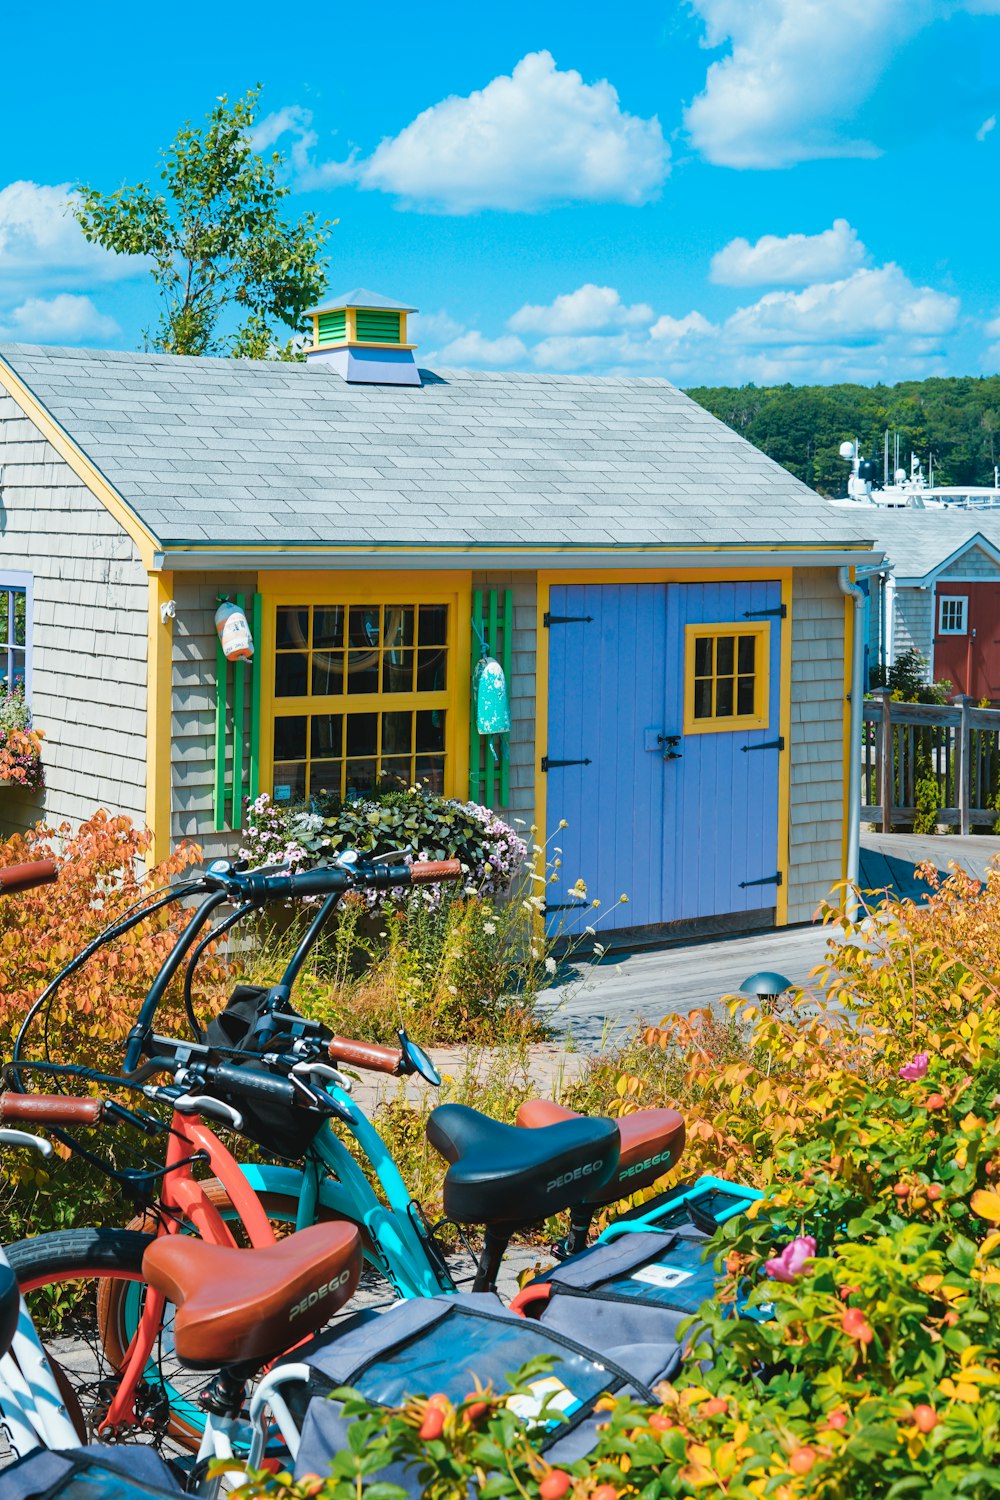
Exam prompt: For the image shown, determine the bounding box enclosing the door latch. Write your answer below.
[657,734,682,761]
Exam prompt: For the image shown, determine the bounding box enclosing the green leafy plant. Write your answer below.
[74,88,331,357]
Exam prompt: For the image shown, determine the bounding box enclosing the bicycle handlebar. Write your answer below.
[201,857,463,903]
[0,1092,104,1126]
[328,1036,405,1075]
[0,860,58,895]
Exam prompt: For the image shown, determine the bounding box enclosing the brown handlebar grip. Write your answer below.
[0,860,58,895]
[409,859,463,885]
[0,1093,104,1126]
[328,1036,405,1075]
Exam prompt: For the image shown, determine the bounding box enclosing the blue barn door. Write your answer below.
[544,581,782,937]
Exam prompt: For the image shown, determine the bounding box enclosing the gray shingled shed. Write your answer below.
[0,334,876,942]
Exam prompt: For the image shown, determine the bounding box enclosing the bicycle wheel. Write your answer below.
[7,1226,205,1456]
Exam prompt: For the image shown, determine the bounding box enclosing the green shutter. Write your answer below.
[317,309,347,344]
[356,309,401,343]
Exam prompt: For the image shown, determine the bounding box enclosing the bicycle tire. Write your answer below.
[6,1226,205,1454]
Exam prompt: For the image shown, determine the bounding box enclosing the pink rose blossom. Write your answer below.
[899,1053,929,1082]
[765,1235,816,1284]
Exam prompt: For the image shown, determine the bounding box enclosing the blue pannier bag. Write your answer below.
[292,1291,683,1484]
[1,1445,182,1499]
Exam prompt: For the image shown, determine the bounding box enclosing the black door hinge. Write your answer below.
[742,604,787,619]
[541,757,592,772]
[543,613,594,627]
[738,872,783,889]
[741,737,784,753]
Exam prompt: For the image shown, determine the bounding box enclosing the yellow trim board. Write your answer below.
[775,574,793,926]
[0,353,159,570]
[145,572,173,869]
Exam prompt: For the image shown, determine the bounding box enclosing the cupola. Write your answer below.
[304,288,420,385]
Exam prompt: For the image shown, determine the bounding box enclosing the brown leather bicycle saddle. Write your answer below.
[517,1100,685,1203]
[142,1222,362,1370]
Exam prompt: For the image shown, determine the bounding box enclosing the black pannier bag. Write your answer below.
[1,1445,182,1499]
[203,984,333,1160]
[513,1226,724,1348]
[292,1291,683,1482]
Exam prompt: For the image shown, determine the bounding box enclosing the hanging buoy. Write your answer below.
[215,600,254,661]
[474,657,511,735]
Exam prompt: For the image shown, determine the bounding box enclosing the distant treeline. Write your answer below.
[685,376,1000,496]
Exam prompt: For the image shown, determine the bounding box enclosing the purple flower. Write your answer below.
[899,1053,929,1082]
[764,1235,816,1284]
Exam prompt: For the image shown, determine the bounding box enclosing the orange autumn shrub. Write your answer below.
[0,809,219,1068]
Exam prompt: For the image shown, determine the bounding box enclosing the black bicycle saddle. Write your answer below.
[426,1103,620,1227]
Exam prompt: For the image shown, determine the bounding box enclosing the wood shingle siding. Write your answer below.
[786,569,847,923]
[0,392,148,833]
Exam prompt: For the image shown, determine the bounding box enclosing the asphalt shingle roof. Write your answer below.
[870,510,1000,581]
[1,342,876,552]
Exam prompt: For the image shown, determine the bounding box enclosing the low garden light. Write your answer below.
[739,971,793,1006]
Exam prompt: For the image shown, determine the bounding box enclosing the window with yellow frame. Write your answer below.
[271,599,452,804]
[683,622,770,735]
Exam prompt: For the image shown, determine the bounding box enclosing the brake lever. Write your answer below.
[142,1085,245,1132]
[0,1127,52,1158]
[290,1060,353,1093]
[288,1074,353,1124]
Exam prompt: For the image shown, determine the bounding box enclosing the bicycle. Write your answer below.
[6,853,689,1455]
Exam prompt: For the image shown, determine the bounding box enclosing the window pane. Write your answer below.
[415,754,445,793]
[384,606,415,649]
[345,713,377,756]
[378,758,411,791]
[272,763,306,804]
[716,636,735,677]
[312,652,344,695]
[416,648,447,693]
[694,637,713,677]
[313,607,344,650]
[310,762,342,799]
[9,649,25,690]
[715,678,734,717]
[381,649,414,693]
[418,605,448,646]
[275,653,308,697]
[737,676,755,716]
[737,635,756,673]
[276,607,309,649]
[694,679,712,719]
[310,715,343,758]
[274,715,307,760]
[415,709,445,752]
[348,606,381,648]
[345,649,379,694]
[344,760,378,798]
[382,711,413,756]
[12,593,26,648]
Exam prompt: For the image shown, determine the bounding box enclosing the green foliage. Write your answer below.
[869,647,952,705]
[74,88,331,357]
[913,772,941,834]
[688,376,1000,493]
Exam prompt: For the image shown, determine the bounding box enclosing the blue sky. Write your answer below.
[1,0,998,386]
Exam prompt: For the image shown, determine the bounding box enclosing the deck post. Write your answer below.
[875,688,894,833]
[954,694,973,836]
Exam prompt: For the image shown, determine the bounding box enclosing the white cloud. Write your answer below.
[0,293,120,343]
[724,264,959,345]
[649,311,718,343]
[0,181,143,286]
[434,330,528,365]
[250,108,358,190]
[683,0,982,168]
[357,52,669,212]
[985,313,1000,338]
[508,284,654,335]
[409,309,464,345]
[977,114,997,141]
[710,219,866,286]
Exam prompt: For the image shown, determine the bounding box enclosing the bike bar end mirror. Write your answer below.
[398,1029,441,1087]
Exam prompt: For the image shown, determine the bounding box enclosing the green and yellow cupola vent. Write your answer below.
[305,287,420,386]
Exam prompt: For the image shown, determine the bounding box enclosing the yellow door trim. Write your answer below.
[146,572,174,868]
[0,354,160,571]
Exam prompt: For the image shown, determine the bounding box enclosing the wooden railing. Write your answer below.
[862,690,1000,834]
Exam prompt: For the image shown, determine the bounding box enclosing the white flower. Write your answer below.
[545,957,557,974]
[584,925,596,936]
[558,819,568,829]
[447,984,458,996]
[483,921,496,935]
